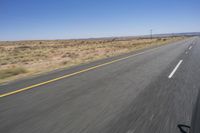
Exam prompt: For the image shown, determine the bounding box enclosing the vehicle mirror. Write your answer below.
[177,124,190,133]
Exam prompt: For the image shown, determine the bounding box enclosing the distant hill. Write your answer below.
[149,32,200,38]
[79,32,200,41]
[1,32,199,42]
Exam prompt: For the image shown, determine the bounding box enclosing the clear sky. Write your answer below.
[0,0,199,41]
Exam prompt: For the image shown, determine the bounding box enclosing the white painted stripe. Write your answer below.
[189,46,192,50]
[168,60,183,79]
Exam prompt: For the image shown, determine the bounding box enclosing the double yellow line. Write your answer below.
[0,46,160,98]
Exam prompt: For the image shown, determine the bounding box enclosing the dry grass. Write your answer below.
[0,37,186,83]
[0,67,27,79]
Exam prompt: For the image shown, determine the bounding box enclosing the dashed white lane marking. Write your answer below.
[168,60,183,79]
[127,130,135,133]
[189,46,192,50]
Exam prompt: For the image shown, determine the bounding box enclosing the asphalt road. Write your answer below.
[0,37,200,133]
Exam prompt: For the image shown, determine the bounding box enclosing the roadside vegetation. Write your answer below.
[0,67,27,80]
[0,36,186,83]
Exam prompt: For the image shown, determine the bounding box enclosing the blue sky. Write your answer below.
[0,0,199,41]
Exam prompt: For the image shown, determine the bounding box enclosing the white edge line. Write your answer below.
[168,60,183,79]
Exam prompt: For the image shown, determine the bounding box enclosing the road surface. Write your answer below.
[0,37,200,133]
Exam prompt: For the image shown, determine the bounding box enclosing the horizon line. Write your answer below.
[0,31,199,42]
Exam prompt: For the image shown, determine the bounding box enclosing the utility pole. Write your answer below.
[150,29,153,39]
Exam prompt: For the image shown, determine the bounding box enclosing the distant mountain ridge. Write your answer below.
[1,32,199,42]
[81,32,200,41]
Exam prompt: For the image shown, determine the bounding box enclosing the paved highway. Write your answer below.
[0,37,200,133]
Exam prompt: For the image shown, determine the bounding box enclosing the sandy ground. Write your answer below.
[0,37,186,83]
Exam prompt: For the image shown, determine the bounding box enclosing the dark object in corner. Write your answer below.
[177,124,190,133]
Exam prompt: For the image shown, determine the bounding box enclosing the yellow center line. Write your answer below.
[0,46,160,98]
